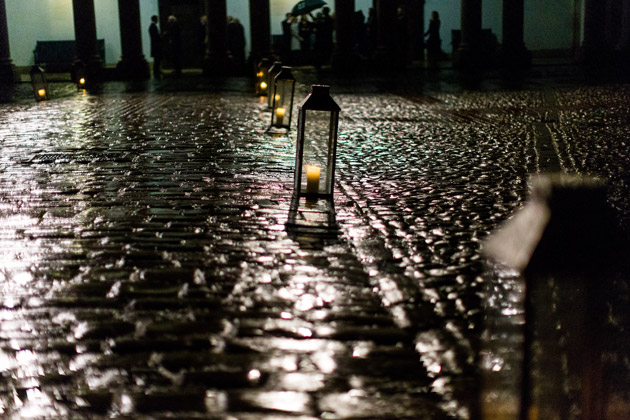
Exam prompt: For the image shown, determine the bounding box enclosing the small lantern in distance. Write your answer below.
[73,60,87,90]
[256,58,272,97]
[267,61,282,109]
[30,65,49,101]
[294,85,340,200]
[270,66,295,130]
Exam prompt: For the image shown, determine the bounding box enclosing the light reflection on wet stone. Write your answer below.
[0,77,628,419]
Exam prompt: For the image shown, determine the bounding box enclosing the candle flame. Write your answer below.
[37,89,46,97]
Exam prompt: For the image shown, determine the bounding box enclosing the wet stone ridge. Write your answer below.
[0,78,629,419]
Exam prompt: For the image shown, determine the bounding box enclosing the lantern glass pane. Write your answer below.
[267,74,279,107]
[272,79,293,127]
[300,109,337,195]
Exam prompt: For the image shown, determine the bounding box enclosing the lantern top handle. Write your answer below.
[275,66,295,81]
[299,85,341,112]
[258,57,273,67]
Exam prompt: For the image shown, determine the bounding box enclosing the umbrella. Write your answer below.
[291,0,326,16]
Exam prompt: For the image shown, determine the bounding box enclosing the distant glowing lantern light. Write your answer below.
[293,85,340,199]
[270,66,295,130]
[256,58,273,96]
[30,65,49,102]
[267,61,282,109]
[73,60,88,90]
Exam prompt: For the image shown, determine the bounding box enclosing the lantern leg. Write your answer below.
[286,194,337,231]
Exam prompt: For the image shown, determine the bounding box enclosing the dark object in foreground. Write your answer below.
[485,174,628,420]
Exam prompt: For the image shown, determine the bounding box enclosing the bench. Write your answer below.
[33,40,105,72]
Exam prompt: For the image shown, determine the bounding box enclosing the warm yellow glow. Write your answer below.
[306,165,320,194]
[257,71,263,77]
[260,81,267,90]
[275,94,281,102]
[275,107,286,125]
[79,78,86,85]
[37,89,46,97]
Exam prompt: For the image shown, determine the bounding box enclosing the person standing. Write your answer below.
[227,17,246,73]
[197,15,208,68]
[290,16,302,64]
[149,15,162,79]
[425,11,442,66]
[317,7,334,63]
[165,15,182,76]
[281,13,292,61]
[298,15,312,53]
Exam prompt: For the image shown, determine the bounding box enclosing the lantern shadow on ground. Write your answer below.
[285,195,338,248]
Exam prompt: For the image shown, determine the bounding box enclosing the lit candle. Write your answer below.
[37,89,46,98]
[275,94,281,102]
[79,77,86,86]
[257,71,263,78]
[260,81,267,92]
[275,107,286,126]
[306,165,320,194]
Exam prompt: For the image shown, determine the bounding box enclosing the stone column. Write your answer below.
[0,0,13,83]
[500,0,530,68]
[72,0,103,81]
[583,0,607,65]
[454,0,482,71]
[374,0,399,67]
[249,0,271,63]
[333,0,357,71]
[205,0,229,75]
[116,0,149,79]
[617,0,630,50]
[405,0,424,62]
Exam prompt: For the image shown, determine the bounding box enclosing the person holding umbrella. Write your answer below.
[291,0,327,17]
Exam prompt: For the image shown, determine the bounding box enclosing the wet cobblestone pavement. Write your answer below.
[1,69,630,419]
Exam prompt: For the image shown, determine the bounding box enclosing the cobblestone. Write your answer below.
[0,69,629,419]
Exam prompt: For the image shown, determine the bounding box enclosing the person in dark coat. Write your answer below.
[227,16,246,73]
[197,15,208,67]
[425,11,442,66]
[314,7,333,64]
[149,15,162,79]
[367,8,377,56]
[281,13,292,61]
[165,15,182,76]
[298,15,312,53]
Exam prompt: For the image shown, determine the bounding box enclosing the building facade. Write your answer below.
[0,0,628,82]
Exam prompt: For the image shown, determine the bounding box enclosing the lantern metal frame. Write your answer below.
[255,58,272,96]
[30,65,49,102]
[266,61,282,109]
[269,66,295,130]
[293,85,340,199]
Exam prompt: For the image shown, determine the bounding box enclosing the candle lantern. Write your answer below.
[255,58,272,96]
[73,60,87,90]
[293,85,340,199]
[30,65,49,101]
[270,67,295,130]
[267,61,282,109]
